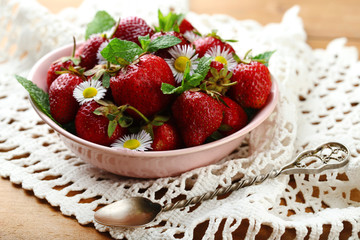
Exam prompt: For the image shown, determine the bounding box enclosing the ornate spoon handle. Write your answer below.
[163,142,350,212]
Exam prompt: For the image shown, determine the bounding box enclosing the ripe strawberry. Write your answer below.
[48,73,83,124]
[46,59,74,89]
[220,97,248,136]
[193,35,235,57]
[179,18,195,34]
[151,121,182,151]
[110,54,176,118]
[150,31,190,59]
[171,91,223,147]
[229,61,272,109]
[75,101,126,146]
[113,16,154,45]
[75,35,108,70]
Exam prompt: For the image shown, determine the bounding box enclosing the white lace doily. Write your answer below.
[1,0,360,239]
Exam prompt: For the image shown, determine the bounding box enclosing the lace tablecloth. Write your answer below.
[1,0,360,239]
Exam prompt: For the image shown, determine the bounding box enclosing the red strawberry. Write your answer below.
[171,91,223,147]
[113,16,154,45]
[46,59,74,89]
[193,36,235,57]
[75,35,107,70]
[179,19,195,34]
[220,97,248,136]
[150,31,190,59]
[75,101,126,146]
[48,73,83,124]
[110,54,176,118]
[229,61,272,109]
[151,122,182,151]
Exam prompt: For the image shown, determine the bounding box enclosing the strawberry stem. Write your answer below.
[72,36,77,58]
[124,105,150,123]
[109,17,121,39]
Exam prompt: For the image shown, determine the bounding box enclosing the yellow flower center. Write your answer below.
[83,87,98,99]
[123,139,141,150]
[215,56,228,65]
[174,56,191,73]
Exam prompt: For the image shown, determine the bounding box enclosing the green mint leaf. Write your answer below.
[187,73,203,87]
[15,75,56,122]
[161,58,211,95]
[155,10,184,32]
[252,50,276,67]
[100,38,144,65]
[161,83,178,94]
[138,35,151,52]
[147,35,181,53]
[85,11,116,40]
[194,56,212,79]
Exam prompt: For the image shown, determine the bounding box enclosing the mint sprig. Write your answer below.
[85,11,116,40]
[100,35,181,65]
[161,57,212,95]
[15,75,57,123]
[155,9,185,32]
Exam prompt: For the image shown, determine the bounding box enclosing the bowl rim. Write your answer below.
[28,43,279,158]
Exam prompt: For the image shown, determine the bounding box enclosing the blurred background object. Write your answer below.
[36,0,360,52]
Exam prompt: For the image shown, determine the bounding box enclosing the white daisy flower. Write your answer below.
[96,40,109,65]
[205,46,237,71]
[183,31,200,43]
[111,130,153,151]
[165,45,199,83]
[73,79,107,105]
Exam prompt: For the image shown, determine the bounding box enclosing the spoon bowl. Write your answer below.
[94,197,162,227]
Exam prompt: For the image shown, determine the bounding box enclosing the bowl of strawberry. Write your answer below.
[17,10,278,178]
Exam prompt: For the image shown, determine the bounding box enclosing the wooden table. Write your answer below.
[1,0,359,239]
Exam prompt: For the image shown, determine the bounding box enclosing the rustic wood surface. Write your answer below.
[1,0,359,239]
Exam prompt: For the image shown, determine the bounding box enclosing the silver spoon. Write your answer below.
[94,142,350,227]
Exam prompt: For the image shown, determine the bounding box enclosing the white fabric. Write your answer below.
[1,0,360,239]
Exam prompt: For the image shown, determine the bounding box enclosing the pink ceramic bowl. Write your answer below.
[28,43,279,178]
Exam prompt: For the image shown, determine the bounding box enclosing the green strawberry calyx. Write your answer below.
[55,65,87,81]
[94,100,169,138]
[201,65,236,96]
[84,62,121,88]
[93,100,135,137]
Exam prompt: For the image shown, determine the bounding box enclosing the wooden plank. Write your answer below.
[0,177,111,240]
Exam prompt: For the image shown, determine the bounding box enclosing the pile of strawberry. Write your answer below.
[18,10,274,151]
